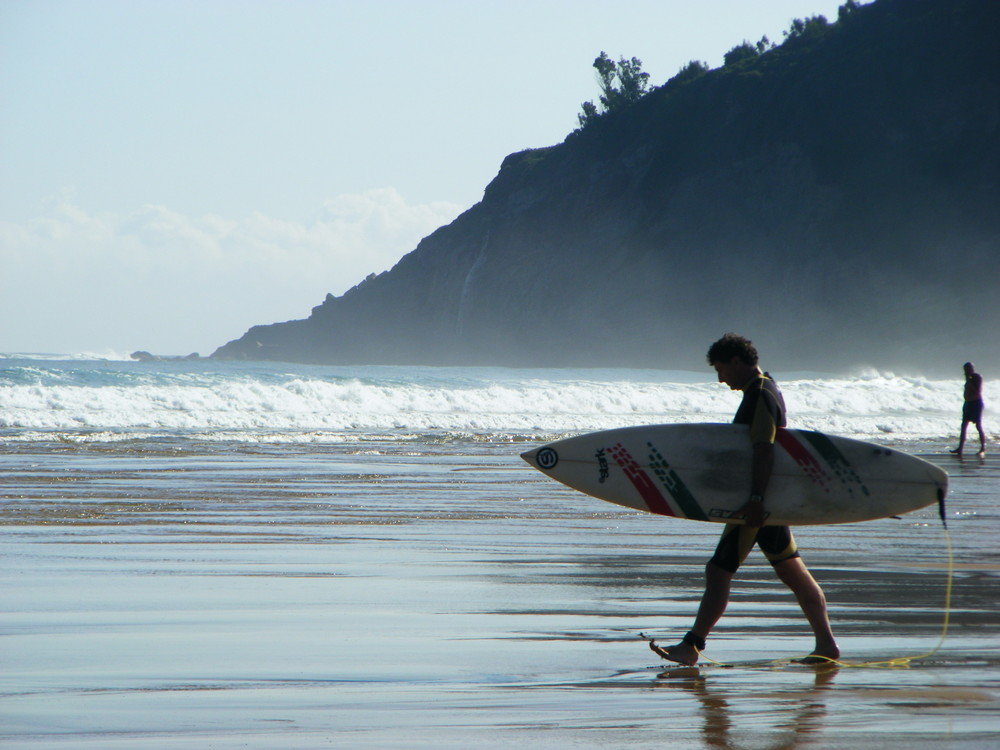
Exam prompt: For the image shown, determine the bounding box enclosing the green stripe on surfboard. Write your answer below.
[646,441,709,521]
[799,430,871,497]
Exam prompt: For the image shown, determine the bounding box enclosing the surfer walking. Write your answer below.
[951,362,986,457]
[651,333,840,666]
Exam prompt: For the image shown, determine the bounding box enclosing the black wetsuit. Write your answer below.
[709,373,800,573]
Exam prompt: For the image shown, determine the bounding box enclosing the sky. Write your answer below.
[1,0,848,357]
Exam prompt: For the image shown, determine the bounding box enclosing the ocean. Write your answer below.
[1,356,998,748]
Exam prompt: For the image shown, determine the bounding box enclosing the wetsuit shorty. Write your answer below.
[710,373,800,574]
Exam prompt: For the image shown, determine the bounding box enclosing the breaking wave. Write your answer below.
[0,358,975,444]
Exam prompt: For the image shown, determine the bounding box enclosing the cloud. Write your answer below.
[0,189,463,354]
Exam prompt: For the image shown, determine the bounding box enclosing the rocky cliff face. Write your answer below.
[213,0,1000,375]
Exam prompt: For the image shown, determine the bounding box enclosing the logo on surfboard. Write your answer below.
[595,449,610,483]
[536,447,559,470]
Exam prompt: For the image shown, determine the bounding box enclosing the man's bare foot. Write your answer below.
[795,654,836,665]
[795,642,840,665]
[649,639,699,666]
[978,449,986,458]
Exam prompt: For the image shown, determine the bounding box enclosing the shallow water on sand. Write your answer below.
[1,437,998,749]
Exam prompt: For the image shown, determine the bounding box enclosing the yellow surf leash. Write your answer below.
[802,521,953,670]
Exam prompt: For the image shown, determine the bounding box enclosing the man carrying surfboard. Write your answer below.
[651,333,840,666]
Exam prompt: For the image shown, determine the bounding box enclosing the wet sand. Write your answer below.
[1,438,998,748]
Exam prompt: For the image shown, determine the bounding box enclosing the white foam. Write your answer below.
[0,360,986,444]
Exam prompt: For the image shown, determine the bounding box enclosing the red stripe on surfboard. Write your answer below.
[775,429,832,492]
[607,442,676,516]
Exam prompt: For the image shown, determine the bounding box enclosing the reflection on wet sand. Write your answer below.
[655,664,838,749]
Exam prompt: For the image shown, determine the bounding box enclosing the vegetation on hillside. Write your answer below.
[577,0,865,129]
[577,52,651,128]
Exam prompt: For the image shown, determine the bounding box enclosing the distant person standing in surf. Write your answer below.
[951,362,986,457]
[649,333,839,666]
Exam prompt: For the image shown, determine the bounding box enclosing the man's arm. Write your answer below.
[743,441,773,527]
[971,373,984,400]
[743,382,779,527]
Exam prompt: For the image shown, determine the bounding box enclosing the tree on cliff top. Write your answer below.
[578,52,651,128]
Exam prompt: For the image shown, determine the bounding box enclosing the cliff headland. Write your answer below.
[213,0,1000,375]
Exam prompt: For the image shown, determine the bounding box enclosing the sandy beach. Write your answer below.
[1,434,997,749]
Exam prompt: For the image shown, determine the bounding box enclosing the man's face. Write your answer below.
[712,357,745,390]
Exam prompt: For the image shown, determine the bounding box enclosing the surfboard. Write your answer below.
[520,423,947,526]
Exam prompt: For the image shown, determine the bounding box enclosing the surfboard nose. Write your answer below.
[521,445,560,471]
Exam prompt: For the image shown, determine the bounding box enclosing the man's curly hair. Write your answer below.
[706,333,759,366]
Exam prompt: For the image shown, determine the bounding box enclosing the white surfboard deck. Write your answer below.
[520,423,947,526]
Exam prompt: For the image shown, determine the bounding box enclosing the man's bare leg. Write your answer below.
[652,562,733,666]
[773,557,839,663]
[951,421,969,455]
